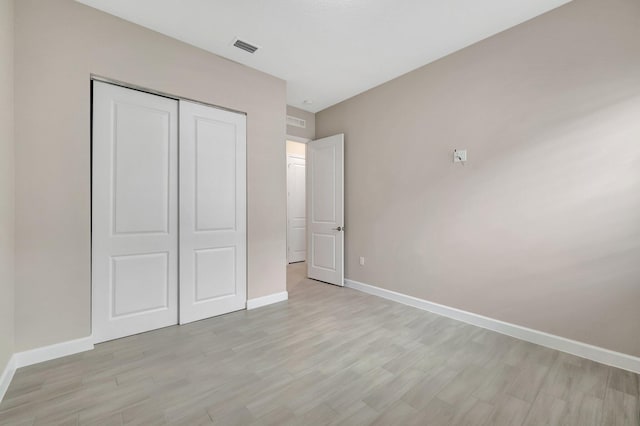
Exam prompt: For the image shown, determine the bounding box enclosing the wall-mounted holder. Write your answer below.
[454,149,467,164]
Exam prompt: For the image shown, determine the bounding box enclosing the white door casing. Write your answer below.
[92,81,179,343]
[179,100,247,324]
[287,155,306,263]
[306,134,344,286]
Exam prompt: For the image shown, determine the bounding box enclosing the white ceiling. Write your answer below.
[76,0,572,113]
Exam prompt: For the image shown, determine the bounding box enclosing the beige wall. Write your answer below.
[0,0,15,371]
[14,0,287,351]
[316,0,640,357]
[286,105,315,140]
[286,141,306,158]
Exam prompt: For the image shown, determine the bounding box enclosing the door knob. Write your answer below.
[333,226,344,231]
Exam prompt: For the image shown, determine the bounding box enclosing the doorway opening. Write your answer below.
[285,134,345,293]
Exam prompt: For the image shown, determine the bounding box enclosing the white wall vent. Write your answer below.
[232,38,260,54]
[287,115,306,128]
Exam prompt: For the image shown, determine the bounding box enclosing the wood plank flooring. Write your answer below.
[1,262,638,425]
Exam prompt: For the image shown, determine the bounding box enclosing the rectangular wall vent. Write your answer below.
[233,38,259,54]
[287,115,306,128]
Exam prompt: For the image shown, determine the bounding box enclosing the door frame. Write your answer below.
[90,76,249,342]
[91,75,247,115]
[286,135,311,144]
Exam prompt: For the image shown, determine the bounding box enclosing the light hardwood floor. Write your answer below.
[1,263,638,425]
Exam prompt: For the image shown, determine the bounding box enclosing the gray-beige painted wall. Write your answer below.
[14,0,287,352]
[286,105,315,140]
[286,141,306,158]
[0,0,15,373]
[316,0,640,357]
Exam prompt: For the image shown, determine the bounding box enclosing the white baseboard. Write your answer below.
[0,355,16,402]
[0,336,94,402]
[247,291,289,310]
[13,336,94,369]
[345,279,640,374]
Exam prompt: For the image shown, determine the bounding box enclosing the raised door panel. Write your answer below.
[289,226,306,259]
[195,247,236,302]
[311,234,336,271]
[111,252,169,317]
[113,102,171,235]
[195,118,237,232]
[311,145,336,224]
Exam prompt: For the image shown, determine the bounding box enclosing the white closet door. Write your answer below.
[92,81,179,343]
[179,101,247,324]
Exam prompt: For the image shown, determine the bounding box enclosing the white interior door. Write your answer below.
[287,155,306,263]
[179,101,247,324]
[307,134,344,286]
[92,81,178,343]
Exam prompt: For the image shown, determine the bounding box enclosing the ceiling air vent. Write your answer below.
[287,115,306,129]
[232,38,259,54]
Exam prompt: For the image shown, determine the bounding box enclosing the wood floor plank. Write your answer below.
[563,393,604,426]
[0,261,638,425]
[601,383,640,425]
[609,367,640,396]
[362,367,425,411]
[401,366,458,409]
[483,394,530,426]
[437,365,490,406]
[523,392,568,425]
[368,400,420,426]
[449,396,494,426]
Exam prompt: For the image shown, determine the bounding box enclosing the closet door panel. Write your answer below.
[179,101,247,324]
[92,81,179,343]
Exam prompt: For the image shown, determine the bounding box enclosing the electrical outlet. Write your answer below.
[359,257,365,266]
